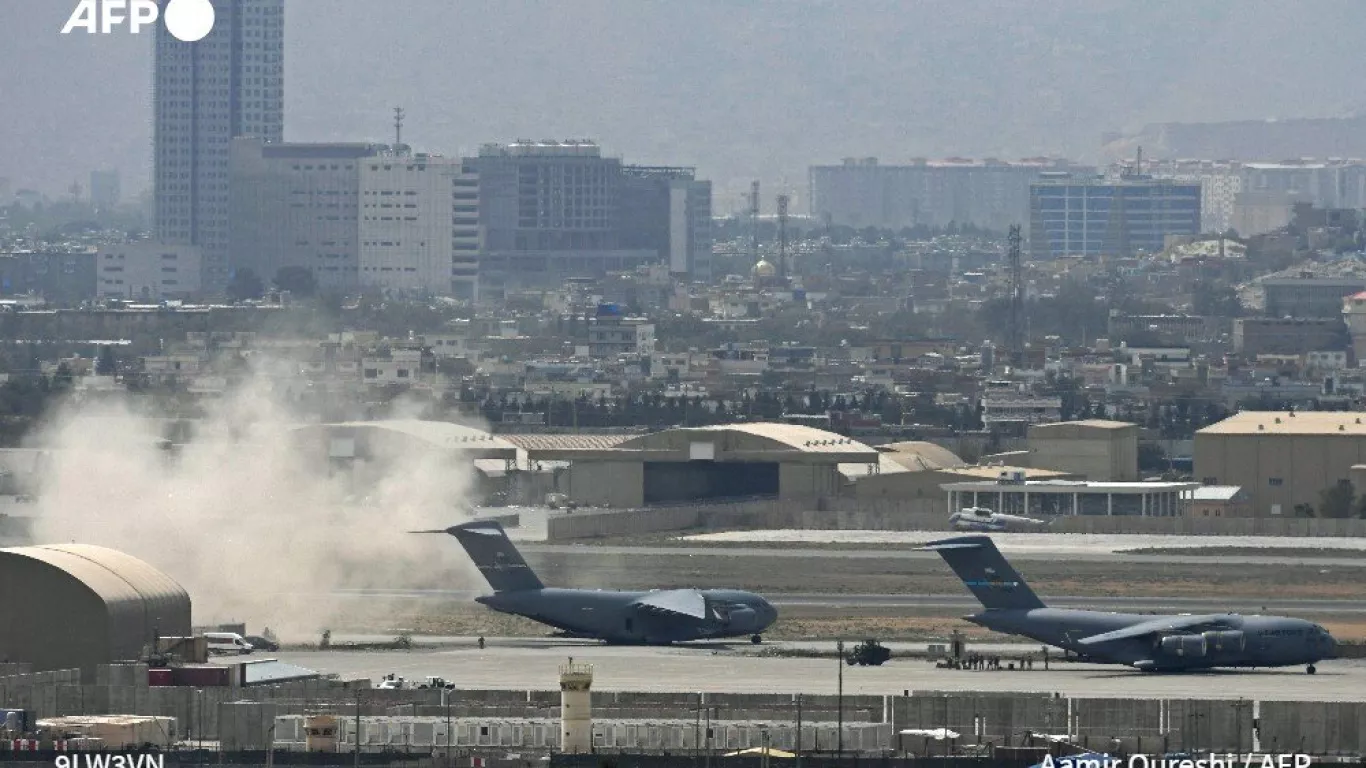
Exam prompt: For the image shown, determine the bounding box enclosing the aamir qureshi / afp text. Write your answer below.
[1041,756,1313,768]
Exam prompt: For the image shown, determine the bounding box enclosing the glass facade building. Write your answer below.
[1029,175,1201,259]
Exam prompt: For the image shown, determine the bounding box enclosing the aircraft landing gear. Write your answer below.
[751,634,763,645]
[1307,664,1317,675]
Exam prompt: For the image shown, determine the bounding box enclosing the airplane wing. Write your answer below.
[1077,614,1236,646]
[629,589,708,620]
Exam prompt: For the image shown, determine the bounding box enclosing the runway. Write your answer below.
[249,639,1366,701]
[522,543,1366,569]
[324,588,1366,615]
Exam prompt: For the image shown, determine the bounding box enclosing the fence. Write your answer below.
[544,495,1366,540]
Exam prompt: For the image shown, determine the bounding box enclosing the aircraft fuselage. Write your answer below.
[478,587,777,644]
[967,608,1336,671]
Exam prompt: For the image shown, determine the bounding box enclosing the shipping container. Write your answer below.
[172,664,231,687]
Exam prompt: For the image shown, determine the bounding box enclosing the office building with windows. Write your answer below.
[462,140,710,295]
[154,0,285,293]
[809,157,1091,231]
[230,140,480,297]
[1028,174,1201,259]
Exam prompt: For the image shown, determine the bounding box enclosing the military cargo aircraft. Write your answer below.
[922,534,1337,673]
[428,520,778,645]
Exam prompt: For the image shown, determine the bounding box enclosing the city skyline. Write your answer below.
[4,0,1366,210]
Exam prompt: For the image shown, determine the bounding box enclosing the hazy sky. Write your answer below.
[3,0,1363,210]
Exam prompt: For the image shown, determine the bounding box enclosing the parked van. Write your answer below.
[203,632,254,655]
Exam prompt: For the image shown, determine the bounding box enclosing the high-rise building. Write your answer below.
[463,140,707,294]
[230,139,481,297]
[90,170,121,211]
[619,167,712,281]
[1028,174,1201,259]
[809,157,1092,231]
[154,0,285,293]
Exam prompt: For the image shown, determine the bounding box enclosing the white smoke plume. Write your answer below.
[24,360,485,640]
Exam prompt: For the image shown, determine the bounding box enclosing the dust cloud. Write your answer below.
[24,361,486,640]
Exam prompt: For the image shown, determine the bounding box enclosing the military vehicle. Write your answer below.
[845,639,891,666]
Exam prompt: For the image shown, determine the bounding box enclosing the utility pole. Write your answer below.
[704,705,711,768]
[694,694,702,768]
[836,640,844,758]
[794,694,803,765]
[444,688,453,765]
[1006,224,1024,368]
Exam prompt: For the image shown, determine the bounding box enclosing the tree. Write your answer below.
[95,345,118,376]
[226,268,265,302]
[1319,479,1356,519]
[274,266,317,297]
[51,362,74,390]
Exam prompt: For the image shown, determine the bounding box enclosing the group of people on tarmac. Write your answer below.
[948,654,1036,670]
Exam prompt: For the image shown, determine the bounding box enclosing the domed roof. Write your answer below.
[751,259,777,278]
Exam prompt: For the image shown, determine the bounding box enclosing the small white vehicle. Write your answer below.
[375,674,408,690]
[204,632,254,655]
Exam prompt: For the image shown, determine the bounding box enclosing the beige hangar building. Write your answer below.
[1195,411,1366,517]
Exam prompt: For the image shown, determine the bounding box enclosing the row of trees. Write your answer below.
[1299,479,1366,519]
[467,388,985,432]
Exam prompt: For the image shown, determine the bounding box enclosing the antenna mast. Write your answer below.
[750,181,761,266]
[1007,224,1024,368]
[777,194,790,278]
[393,107,406,148]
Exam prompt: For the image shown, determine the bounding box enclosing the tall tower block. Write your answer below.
[559,658,594,753]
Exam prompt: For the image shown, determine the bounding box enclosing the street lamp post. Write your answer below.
[836,640,844,758]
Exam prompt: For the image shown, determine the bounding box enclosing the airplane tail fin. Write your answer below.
[919,535,1045,611]
[421,520,545,593]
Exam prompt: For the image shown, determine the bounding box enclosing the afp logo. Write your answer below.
[62,0,216,43]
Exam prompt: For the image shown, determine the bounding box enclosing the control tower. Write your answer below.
[559,658,594,753]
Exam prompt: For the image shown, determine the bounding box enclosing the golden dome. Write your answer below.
[751,259,777,278]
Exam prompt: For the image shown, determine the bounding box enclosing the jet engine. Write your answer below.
[1158,634,1207,657]
[1201,630,1245,653]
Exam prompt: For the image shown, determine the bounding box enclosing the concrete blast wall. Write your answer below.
[3,678,1364,754]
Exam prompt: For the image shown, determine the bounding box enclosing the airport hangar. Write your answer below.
[0,544,190,679]
[288,419,519,494]
[512,423,880,508]
[1196,411,1366,517]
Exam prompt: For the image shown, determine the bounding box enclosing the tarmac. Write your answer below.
[323,589,1366,615]
[524,543,1366,569]
[259,638,1366,701]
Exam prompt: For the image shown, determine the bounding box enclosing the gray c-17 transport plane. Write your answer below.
[426,520,778,644]
[922,534,1337,673]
